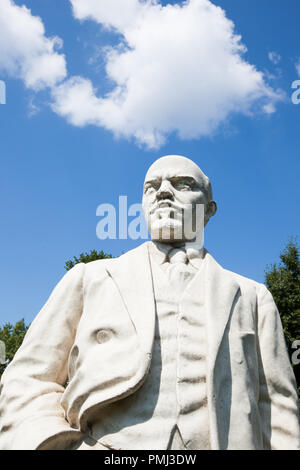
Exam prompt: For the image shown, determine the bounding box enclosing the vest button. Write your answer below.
[96,329,113,344]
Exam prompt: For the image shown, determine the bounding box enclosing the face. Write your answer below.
[142,155,213,244]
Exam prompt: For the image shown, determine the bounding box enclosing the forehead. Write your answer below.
[144,156,205,184]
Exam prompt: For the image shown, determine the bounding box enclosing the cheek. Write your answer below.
[143,192,156,204]
[175,192,205,206]
[142,197,153,217]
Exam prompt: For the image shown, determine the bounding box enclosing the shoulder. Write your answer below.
[224,268,264,289]
[223,268,273,305]
[206,251,270,301]
[83,242,149,279]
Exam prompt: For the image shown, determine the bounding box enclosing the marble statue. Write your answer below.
[0,155,299,450]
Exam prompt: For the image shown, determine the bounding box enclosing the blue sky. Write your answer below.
[0,0,300,326]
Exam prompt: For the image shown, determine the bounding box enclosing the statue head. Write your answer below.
[142,155,217,244]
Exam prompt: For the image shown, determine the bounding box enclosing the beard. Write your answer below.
[148,216,184,243]
[145,204,205,244]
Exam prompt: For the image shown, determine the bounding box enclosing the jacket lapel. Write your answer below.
[204,252,240,370]
[105,242,156,358]
[204,251,241,449]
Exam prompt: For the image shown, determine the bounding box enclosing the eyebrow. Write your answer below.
[170,176,200,187]
[144,178,161,186]
[144,176,200,187]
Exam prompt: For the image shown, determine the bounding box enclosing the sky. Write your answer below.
[0,0,300,326]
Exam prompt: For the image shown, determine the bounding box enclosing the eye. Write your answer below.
[175,182,193,191]
[171,177,196,191]
[144,181,160,194]
[144,185,155,194]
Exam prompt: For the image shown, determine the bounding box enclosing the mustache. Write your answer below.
[149,200,185,215]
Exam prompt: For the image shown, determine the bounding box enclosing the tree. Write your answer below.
[265,240,300,399]
[64,249,113,271]
[0,319,29,379]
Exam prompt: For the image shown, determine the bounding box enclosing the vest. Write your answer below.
[88,254,210,450]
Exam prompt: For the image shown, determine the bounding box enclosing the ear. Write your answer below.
[204,200,217,226]
[208,200,217,218]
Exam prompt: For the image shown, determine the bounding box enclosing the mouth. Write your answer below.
[149,202,183,221]
[151,201,179,213]
[157,202,172,209]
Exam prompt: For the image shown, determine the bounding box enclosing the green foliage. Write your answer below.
[0,319,29,379]
[265,240,300,400]
[64,249,113,271]
[265,240,300,348]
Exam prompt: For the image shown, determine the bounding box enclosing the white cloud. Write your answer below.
[70,0,146,32]
[52,76,103,126]
[27,96,40,117]
[263,103,276,115]
[0,0,66,90]
[0,0,283,148]
[52,0,282,148]
[268,51,281,65]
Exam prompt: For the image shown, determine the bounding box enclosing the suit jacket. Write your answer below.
[0,242,299,450]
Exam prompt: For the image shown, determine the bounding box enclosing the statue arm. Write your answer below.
[0,263,86,450]
[256,284,300,450]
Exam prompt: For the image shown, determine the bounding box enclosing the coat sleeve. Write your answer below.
[0,263,86,450]
[256,284,300,450]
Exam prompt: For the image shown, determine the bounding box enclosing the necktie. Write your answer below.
[168,248,189,265]
[165,247,195,288]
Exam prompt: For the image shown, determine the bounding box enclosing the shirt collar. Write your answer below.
[148,240,204,268]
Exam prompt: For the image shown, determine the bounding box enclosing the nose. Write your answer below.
[156,180,174,200]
